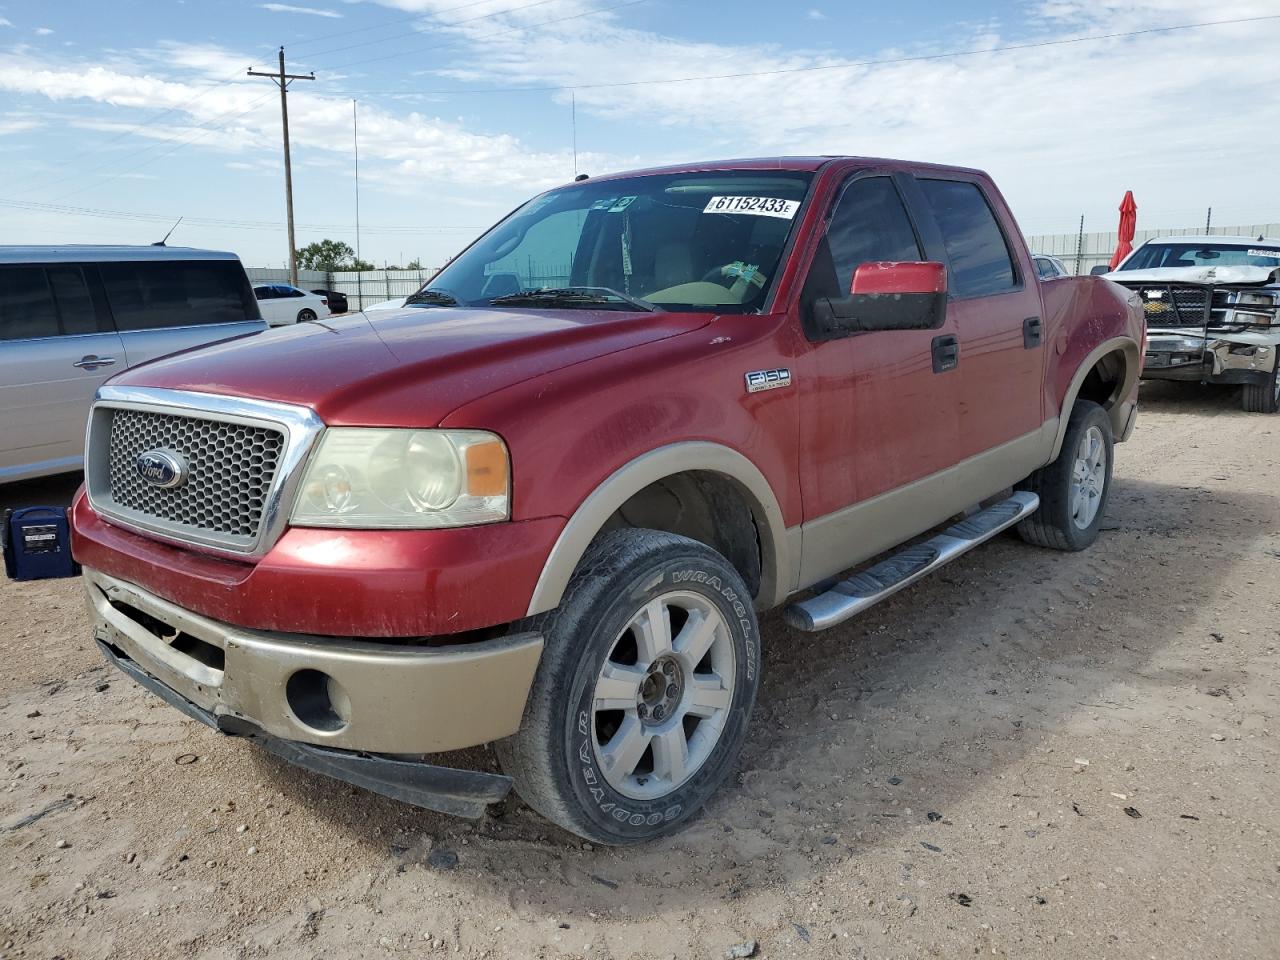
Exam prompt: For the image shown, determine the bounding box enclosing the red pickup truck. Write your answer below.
[72,157,1144,844]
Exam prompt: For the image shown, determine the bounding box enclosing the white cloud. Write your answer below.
[35,26,53,35]
[260,3,343,17]
[0,17,13,28]
[0,45,596,194]
[806,9,826,20]
[379,0,1280,231]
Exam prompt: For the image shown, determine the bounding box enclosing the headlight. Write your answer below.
[291,428,509,528]
[1231,291,1278,325]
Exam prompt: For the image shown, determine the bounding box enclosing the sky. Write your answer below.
[1,0,1278,270]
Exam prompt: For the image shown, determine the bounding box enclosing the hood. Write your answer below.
[1107,265,1279,287]
[113,305,715,426]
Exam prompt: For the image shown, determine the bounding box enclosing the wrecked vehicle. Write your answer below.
[72,156,1144,843]
[1106,236,1280,413]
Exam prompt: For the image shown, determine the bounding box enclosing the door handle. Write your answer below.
[73,355,117,370]
[931,334,959,373]
[1023,316,1043,349]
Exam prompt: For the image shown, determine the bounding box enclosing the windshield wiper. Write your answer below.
[404,289,458,306]
[488,286,659,313]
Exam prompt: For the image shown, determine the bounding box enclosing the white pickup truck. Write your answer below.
[1104,235,1280,413]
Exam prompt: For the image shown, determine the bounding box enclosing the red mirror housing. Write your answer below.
[850,261,947,296]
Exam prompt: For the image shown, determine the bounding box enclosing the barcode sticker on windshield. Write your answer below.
[703,196,800,219]
[1247,248,1280,258]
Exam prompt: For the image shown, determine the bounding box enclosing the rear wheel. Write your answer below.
[297,309,317,322]
[1242,364,1280,413]
[496,529,760,844]
[1016,400,1114,551]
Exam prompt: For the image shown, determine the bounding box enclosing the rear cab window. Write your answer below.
[917,179,1019,298]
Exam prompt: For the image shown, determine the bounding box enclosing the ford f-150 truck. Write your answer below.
[1104,235,1280,413]
[71,157,1145,844]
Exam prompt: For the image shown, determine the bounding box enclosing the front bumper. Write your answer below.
[1141,331,1277,386]
[85,567,543,755]
[98,638,512,818]
[71,491,565,637]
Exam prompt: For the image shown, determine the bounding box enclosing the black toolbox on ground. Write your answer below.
[2,507,80,581]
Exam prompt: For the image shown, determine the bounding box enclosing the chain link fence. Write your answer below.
[1026,223,1280,275]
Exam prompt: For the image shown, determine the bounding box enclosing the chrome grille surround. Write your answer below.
[86,385,325,559]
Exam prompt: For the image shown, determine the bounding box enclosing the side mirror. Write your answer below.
[1089,265,1111,276]
[811,261,947,337]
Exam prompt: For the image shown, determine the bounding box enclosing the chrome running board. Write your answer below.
[783,491,1040,633]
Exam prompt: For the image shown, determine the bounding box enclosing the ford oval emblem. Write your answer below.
[135,448,188,489]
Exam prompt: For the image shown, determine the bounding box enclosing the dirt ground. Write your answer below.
[2,380,1277,960]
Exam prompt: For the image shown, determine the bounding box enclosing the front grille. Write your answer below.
[1127,285,1230,327]
[106,409,286,541]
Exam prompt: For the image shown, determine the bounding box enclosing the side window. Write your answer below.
[100,261,254,331]
[253,286,273,300]
[47,266,100,335]
[285,287,304,298]
[0,267,60,341]
[918,179,1017,297]
[806,177,922,303]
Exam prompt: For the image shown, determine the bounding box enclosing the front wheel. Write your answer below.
[1242,364,1280,413]
[496,529,760,844]
[1016,400,1114,551]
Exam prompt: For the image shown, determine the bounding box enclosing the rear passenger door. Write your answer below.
[100,260,264,366]
[909,175,1044,460]
[0,264,125,479]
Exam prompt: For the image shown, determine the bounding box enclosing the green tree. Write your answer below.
[406,258,422,270]
[295,239,363,272]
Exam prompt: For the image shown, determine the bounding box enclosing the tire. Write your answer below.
[1242,365,1280,413]
[297,309,318,322]
[1016,400,1114,551]
[495,529,761,844]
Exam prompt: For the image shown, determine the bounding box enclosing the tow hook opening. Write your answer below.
[286,669,351,733]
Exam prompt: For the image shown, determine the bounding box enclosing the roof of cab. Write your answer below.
[0,245,241,264]
[575,155,988,185]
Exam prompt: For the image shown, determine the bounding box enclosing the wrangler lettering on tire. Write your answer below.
[495,530,761,844]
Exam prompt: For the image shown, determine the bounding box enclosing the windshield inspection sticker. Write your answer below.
[1248,248,1280,259]
[703,196,800,219]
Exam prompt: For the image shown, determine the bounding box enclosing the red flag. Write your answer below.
[1109,191,1137,270]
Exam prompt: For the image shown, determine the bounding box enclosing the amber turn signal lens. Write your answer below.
[465,440,509,497]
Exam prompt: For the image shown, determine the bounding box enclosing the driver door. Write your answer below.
[794,172,963,586]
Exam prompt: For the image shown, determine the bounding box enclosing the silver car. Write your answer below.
[0,246,267,483]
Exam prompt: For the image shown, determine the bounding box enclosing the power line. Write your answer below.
[42,91,278,203]
[0,196,484,233]
[6,68,256,197]
[322,0,650,71]
[300,0,567,62]
[283,0,532,52]
[341,12,1280,96]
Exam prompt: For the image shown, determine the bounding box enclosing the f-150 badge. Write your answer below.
[745,368,792,394]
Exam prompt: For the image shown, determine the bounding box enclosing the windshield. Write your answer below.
[421,170,814,313]
[1119,242,1280,271]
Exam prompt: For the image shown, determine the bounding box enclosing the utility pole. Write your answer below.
[353,99,362,266]
[1205,206,1213,234]
[249,47,314,286]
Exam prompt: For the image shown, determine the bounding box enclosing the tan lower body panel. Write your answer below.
[795,421,1056,590]
[84,568,543,754]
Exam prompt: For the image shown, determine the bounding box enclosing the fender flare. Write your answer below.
[526,442,792,616]
[1050,335,1141,459]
